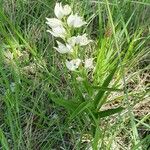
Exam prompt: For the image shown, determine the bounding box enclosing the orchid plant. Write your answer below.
[46,2,124,149]
[46,2,93,74]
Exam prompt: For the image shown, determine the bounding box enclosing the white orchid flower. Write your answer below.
[76,34,92,46]
[67,34,92,46]
[54,41,73,54]
[54,3,64,19]
[65,59,81,71]
[46,18,63,28]
[54,3,72,19]
[47,26,67,38]
[84,58,94,69]
[63,5,72,16]
[67,13,86,28]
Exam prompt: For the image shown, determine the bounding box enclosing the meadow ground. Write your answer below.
[0,0,150,149]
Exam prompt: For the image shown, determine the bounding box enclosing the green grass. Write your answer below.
[0,0,150,149]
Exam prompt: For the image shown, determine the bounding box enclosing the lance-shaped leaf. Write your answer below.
[48,92,80,112]
[97,107,124,118]
[69,101,94,121]
[94,65,118,110]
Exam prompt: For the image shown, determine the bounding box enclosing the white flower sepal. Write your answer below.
[76,34,92,46]
[68,34,92,46]
[54,41,73,54]
[84,58,94,69]
[67,36,77,47]
[67,13,86,28]
[65,59,81,71]
[47,26,66,38]
[54,3,72,19]
[54,3,64,19]
[46,18,63,28]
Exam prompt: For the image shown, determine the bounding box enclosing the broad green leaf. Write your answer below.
[52,98,80,112]
[94,65,118,110]
[48,92,80,112]
[69,101,93,121]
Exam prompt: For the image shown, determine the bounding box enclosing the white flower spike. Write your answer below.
[54,41,73,54]
[47,26,67,38]
[46,18,63,28]
[65,59,81,71]
[85,58,94,69]
[67,13,87,28]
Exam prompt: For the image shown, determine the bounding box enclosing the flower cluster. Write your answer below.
[46,2,93,71]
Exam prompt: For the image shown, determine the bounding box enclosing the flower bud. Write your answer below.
[54,3,64,19]
[63,5,72,15]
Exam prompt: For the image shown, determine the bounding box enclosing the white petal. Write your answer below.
[67,14,86,28]
[67,34,92,46]
[52,26,66,35]
[65,59,81,71]
[47,30,60,37]
[73,14,87,28]
[85,58,94,69]
[63,5,72,15]
[66,44,73,53]
[66,60,74,71]
[67,36,77,47]
[54,41,73,54]
[47,26,67,38]
[46,18,63,28]
[67,14,75,27]
[54,3,64,19]
[76,34,92,46]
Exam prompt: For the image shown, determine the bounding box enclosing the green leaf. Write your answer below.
[69,101,93,121]
[74,83,86,102]
[94,65,118,110]
[0,128,10,150]
[98,107,124,118]
[47,92,80,112]
[52,98,80,112]
[92,125,101,150]
[92,86,123,92]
